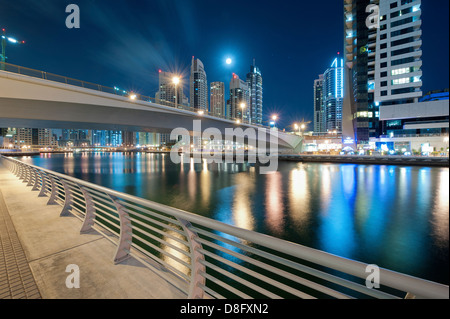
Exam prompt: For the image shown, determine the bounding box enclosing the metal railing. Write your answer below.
[1,155,448,299]
[0,61,269,129]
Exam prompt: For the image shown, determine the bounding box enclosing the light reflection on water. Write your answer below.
[20,152,449,285]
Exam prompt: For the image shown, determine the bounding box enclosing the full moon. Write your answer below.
[226,58,232,65]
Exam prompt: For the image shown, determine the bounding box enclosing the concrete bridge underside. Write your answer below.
[0,71,302,151]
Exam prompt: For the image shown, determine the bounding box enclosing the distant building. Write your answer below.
[14,128,58,149]
[227,73,250,122]
[246,61,263,125]
[190,57,208,112]
[210,82,225,118]
[122,131,137,146]
[156,70,188,107]
[313,74,325,134]
[323,57,344,133]
[90,130,122,147]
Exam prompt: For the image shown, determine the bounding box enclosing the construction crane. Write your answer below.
[1,28,25,70]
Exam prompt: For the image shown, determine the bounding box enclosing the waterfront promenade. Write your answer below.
[0,161,187,299]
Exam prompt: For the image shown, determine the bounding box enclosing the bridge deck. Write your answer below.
[0,161,187,299]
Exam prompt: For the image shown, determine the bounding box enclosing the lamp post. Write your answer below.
[271,115,278,131]
[172,76,180,109]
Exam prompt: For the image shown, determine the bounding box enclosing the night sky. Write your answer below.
[1,0,448,129]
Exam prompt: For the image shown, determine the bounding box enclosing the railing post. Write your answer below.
[18,163,25,180]
[32,169,41,191]
[60,180,72,217]
[38,171,48,197]
[178,218,206,299]
[47,175,58,205]
[22,165,31,184]
[26,167,35,187]
[80,187,96,234]
[109,195,133,265]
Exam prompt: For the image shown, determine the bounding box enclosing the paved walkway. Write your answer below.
[0,188,41,299]
[0,160,187,299]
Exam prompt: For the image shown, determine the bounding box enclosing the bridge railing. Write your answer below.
[0,61,269,129]
[1,155,448,299]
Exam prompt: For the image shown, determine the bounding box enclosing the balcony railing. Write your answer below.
[1,155,448,299]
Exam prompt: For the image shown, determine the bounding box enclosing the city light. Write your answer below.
[129,94,137,100]
[172,76,180,85]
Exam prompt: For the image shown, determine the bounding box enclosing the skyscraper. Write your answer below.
[323,57,344,133]
[342,0,423,147]
[374,0,422,106]
[190,57,208,112]
[313,74,325,133]
[246,61,263,125]
[228,73,250,121]
[210,82,225,118]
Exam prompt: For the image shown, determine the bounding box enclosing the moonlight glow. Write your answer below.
[226,58,232,65]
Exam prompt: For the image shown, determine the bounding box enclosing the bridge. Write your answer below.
[0,62,302,152]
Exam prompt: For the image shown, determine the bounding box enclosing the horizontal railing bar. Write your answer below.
[199,270,252,299]
[131,233,192,270]
[199,263,255,299]
[130,221,191,258]
[130,242,191,282]
[92,220,120,241]
[92,213,120,234]
[124,208,186,238]
[198,283,226,300]
[91,200,118,218]
[197,238,350,299]
[192,226,398,299]
[118,199,182,227]
[128,216,190,251]
[199,248,313,299]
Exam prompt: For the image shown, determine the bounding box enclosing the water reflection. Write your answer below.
[20,152,449,285]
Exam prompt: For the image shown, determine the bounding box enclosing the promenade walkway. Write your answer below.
[0,161,187,299]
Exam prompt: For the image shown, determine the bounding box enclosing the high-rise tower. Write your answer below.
[323,57,344,133]
[228,73,250,121]
[210,82,225,118]
[246,60,263,125]
[342,0,422,147]
[190,57,208,112]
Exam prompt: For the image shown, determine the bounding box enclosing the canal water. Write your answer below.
[20,152,449,286]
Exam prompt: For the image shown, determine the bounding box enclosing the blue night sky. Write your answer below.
[1,0,448,129]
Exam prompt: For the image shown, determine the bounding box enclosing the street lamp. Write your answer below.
[271,115,278,129]
[301,124,306,136]
[172,76,180,109]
